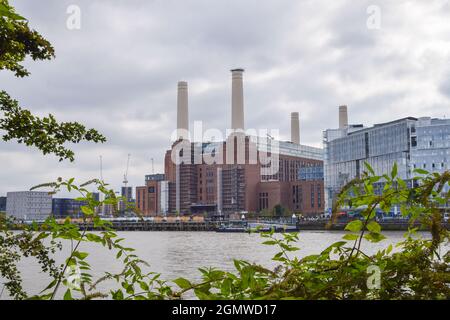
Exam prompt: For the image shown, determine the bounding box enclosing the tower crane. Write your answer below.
[122,153,131,204]
[123,153,131,188]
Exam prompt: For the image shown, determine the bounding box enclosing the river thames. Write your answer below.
[3,230,447,299]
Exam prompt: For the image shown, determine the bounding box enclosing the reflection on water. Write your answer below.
[3,230,443,299]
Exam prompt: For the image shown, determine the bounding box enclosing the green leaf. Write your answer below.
[391,162,398,179]
[273,251,289,262]
[343,234,359,241]
[112,289,124,300]
[63,289,73,300]
[364,232,386,243]
[86,233,102,242]
[40,279,57,293]
[139,282,149,291]
[321,241,347,254]
[364,162,375,175]
[386,244,393,254]
[345,220,363,232]
[221,278,232,296]
[194,288,212,300]
[81,206,94,216]
[73,251,89,260]
[173,278,192,290]
[0,4,26,20]
[366,221,381,234]
[413,168,428,175]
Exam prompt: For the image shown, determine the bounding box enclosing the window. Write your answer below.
[259,193,269,211]
[317,185,322,208]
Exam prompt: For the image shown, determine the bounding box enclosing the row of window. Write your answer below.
[292,184,322,209]
[412,163,446,169]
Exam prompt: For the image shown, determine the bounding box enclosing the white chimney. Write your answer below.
[177,81,189,140]
[231,69,245,132]
[291,112,300,144]
[339,105,348,129]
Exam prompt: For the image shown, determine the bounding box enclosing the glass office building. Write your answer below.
[410,117,450,187]
[323,117,450,213]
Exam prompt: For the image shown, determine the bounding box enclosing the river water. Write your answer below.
[2,230,447,299]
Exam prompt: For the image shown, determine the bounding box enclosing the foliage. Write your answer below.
[1,178,172,300]
[1,165,449,300]
[271,204,291,218]
[0,0,52,77]
[169,164,449,300]
[0,0,105,161]
[0,92,106,161]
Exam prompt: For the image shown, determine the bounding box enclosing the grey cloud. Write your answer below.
[1,0,450,196]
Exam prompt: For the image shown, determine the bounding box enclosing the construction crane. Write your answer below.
[123,153,131,188]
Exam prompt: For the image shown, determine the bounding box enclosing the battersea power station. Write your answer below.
[136,69,325,218]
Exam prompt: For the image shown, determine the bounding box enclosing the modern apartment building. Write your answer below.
[6,191,52,221]
[323,107,450,213]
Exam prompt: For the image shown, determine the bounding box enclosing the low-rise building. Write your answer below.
[6,191,52,221]
[52,198,86,218]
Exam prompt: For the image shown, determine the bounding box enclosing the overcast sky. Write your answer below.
[1,0,450,197]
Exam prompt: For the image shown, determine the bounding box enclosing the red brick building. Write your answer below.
[140,69,324,217]
[163,136,324,217]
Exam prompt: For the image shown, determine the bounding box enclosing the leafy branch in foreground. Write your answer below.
[0,92,106,161]
[0,0,106,161]
[0,0,53,77]
[172,164,449,300]
[1,178,172,300]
